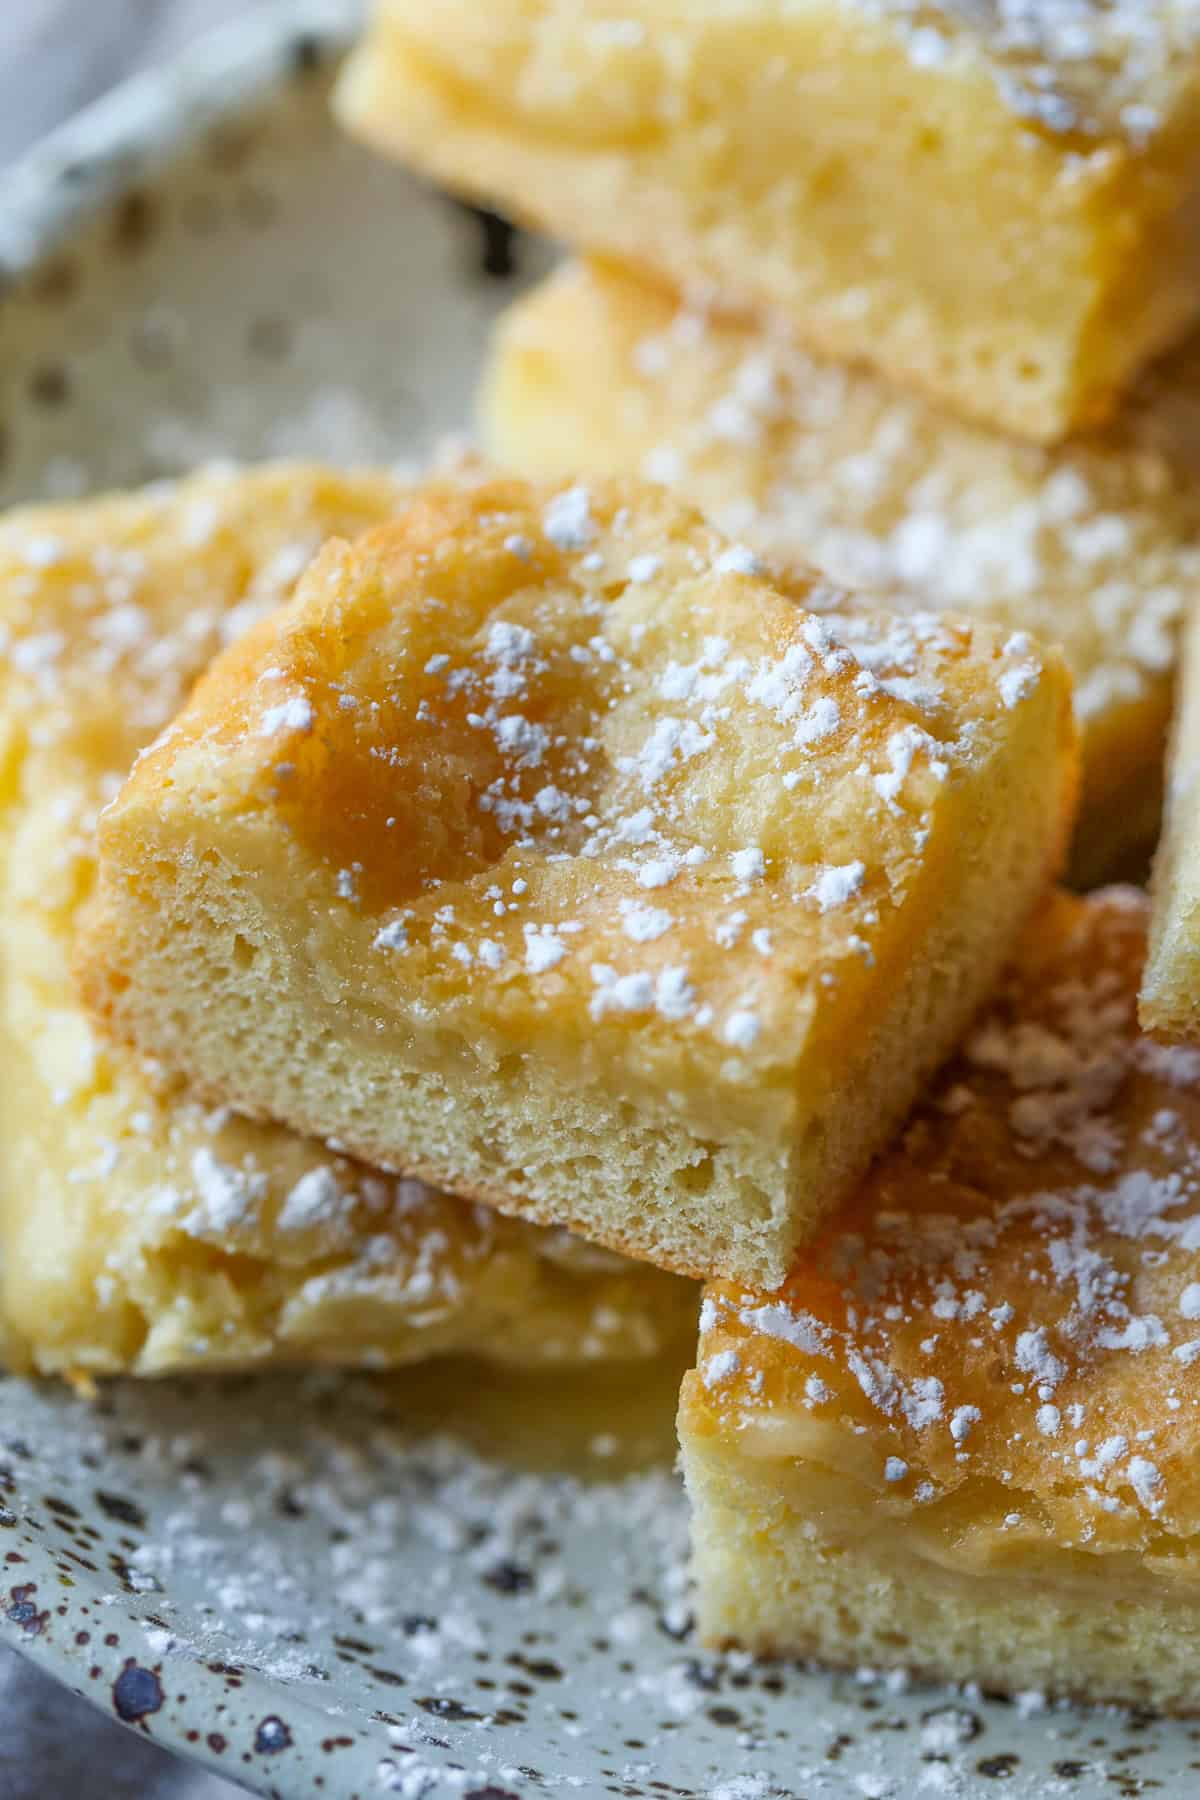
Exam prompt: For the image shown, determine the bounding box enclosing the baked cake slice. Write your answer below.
[484,258,1200,885]
[1143,603,1200,1037]
[0,465,694,1380]
[339,0,1200,440]
[82,475,1075,1289]
[681,888,1200,1711]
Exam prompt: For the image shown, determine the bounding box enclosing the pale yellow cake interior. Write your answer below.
[681,887,1200,1711]
[0,464,696,1380]
[82,474,1074,1291]
[482,259,1200,884]
[339,0,1200,440]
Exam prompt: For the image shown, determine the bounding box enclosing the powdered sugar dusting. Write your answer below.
[807,862,866,912]
[211,478,1049,1090]
[701,890,1200,1537]
[259,693,315,736]
[607,249,1200,765]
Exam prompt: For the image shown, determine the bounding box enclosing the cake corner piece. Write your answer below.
[679,886,1200,1712]
[81,472,1076,1289]
[1143,605,1200,1039]
[339,0,1200,441]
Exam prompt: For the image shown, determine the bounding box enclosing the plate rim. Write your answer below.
[0,9,414,1797]
[0,11,1170,1799]
[0,0,361,273]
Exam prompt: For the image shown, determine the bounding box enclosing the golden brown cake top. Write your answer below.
[0,462,411,785]
[377,0,1200,145]
[690,887,1200,1553]
[1141,601,1200,1037]
[861,0,1200,139]
[515,259,1200,733]
[0,464,690,1376]
[115,475,1066,1121]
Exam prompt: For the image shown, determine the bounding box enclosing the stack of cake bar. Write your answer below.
[9,0,1200,1719]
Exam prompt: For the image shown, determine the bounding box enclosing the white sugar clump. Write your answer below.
[654,966,697,1021]
[713,544,765,576]
[1014,1326,1067,1390]
[524,923,567,974]
[483,619,538,701]
[259,695,314,736]
[901,1376,944,1431]
[590,966,656,1018]
[619,899,674,943]
[949,1404,981,1445]
[590,964,696,1022]
[638,854,681,889]
[624,715,714,790]
[730,846,765,883]
[723,1010,762,1051]
[874,725,946,808]
[792,696,840,747]
[738,1301,831,1356]
[1127,1455,1163,1514]
[702,1349,742,1389]
[492,712,548,769]
[745,643,814,722]
[806,861,866,911]
[20,534,66,569]
[188,1147,264,1234]
[278,1165,343,1232]
[543,484,595,550]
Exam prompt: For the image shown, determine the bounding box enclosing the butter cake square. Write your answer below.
[82,475,1075,1289]
[681,888,1200,1711]
[0,465,693,1380]
[338,0,1200,440]
[1143,605,1200,1037]
[484,259,1200,885]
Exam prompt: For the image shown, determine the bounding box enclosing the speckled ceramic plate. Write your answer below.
[2,8,1199,1797]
